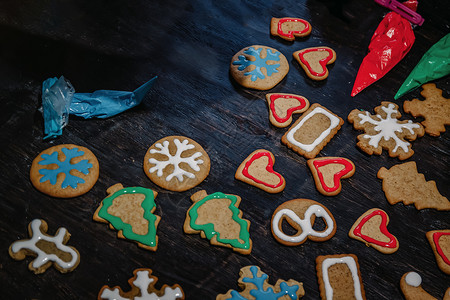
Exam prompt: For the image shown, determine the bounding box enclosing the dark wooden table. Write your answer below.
[0,0,449,299]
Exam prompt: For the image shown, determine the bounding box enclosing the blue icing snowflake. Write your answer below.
[228,266,299,300]
[38,147,93,189]
[232,47,281,81]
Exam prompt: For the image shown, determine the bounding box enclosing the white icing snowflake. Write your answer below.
[357,103,421,153]
[100,270,183,300]
[148,138,204,182]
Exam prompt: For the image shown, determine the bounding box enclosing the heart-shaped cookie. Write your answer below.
[270,17,312,41]
[307,157,355,196]
[235,149,285,193]
[349,208,399,254]
[426,230,450,275]
[265,93,310,127]
[293,46,336,80]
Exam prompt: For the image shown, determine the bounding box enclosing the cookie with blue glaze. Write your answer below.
[230,45,289,90]
[30,144,99,198]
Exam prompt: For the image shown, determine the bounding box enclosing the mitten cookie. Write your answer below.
[93,183,160,251]
[348,102,424,160]
[184,190,252,255]
[270,17,312,41]
[98,268,184,300]
[266,93,310,127]
[316,254,366,300]
[293,47,336,80]
[216,265,305,300]
[349,208,399,254]
[30,144,99,198]
[281,103,343,159]
[377,161,450,211]
[235,149,286,193]
[403,83,450,136]
[9,219,80,274]
[426,230,450,275]
[143,136,210,192]
[271,199,336,246]
[230,45,289,90]
[307,157,355,196]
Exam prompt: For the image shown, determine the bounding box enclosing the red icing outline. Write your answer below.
[242,151,283,189]
[277,18,310,39]
[352,210,397,248]
[433,232,450,265]
[297,48,334,77]
[313,158,354,193]
[269,94,308,123]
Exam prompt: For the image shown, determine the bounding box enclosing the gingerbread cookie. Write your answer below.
[307,157,355,196]
[348,102,424,160]
[426,229,450,275]
[93,183,160,251]
[403,83,450,137]
[377,161,450,211]
[98,268,185,300]
[400,272,440,300]
[265,93,310,128]
[270,17,312,41]
[293,46,336,80]
[235,149,286,193]
[8,219,80,274]
[271,199,336,246]
[349,208,399,254]
[316,254,366,300]
[281,103,344,159]
[184,190,252,255]
[143,136,210,192]
[216,265,305,300]
[30,144,99,198]
[230,45,289,90]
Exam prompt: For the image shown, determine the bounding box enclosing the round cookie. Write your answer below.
[30,144,99,198]
[271,198,336,246]
[143,136,210,192]
[230,45,289,90]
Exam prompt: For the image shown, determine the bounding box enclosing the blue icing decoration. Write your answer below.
[38,147,93,189]
[232,47,281,81]
[227,266,299,300]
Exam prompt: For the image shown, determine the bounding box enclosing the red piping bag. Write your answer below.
[351,0,418,97]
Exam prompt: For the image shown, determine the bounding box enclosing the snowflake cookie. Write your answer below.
[403,83,450,137]
[98,268,185,300]
[348,102,424,160]
[230,45,289,90]
[216,265,305,300]
[30,144,99,198]
[9,219,80,274]
[143,136,210,192]
[184,190,252,255]
[94,183,160,251]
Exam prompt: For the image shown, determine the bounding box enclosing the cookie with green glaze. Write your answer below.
[93,183,160,251]
[183,190,252,255]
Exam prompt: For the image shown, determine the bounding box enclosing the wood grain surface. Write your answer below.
[0,0,449,299]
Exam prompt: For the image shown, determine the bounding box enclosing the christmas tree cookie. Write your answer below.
[93,183,160,251]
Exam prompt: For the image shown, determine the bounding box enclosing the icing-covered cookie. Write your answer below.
[265,93,310,128]
[293,46,336,80]
[270,17,312,41]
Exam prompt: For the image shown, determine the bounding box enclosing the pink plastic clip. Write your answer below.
[375,0,424,25]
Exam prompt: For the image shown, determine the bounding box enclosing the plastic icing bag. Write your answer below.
[351,10,415,97]
[69,76,157,119]
[41,76,75,139]
[41,76,157,139]
[395,33,450,99]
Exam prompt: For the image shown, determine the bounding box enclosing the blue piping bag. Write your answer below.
[41,76,157,139]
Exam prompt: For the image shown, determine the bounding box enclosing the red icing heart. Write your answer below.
[277,18,311,39]
[352,209,397,248]
[242,151,284,188]
[269,94,308,123]
[312,158,354,193]
[298,47,334,77]
[433,232,450,265]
